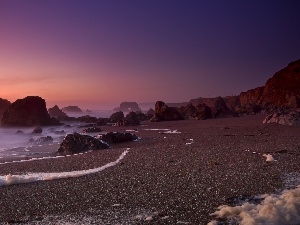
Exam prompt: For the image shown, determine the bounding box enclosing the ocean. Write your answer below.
[0,110,113,162]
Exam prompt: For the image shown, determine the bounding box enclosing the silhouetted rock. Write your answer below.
[77,115,98,123]
[48,105,68,118]
[116,112,140,126]
[1,96,61,126]
[32,127,42,134]
[179,103,212,120]
[35,136,53,145]
[100,132,138,144]
[82,127,102,133]
[146,108,155,116]
[109,111,124,123]
[113,102,141,112]
[263,110,300,126]
[212,97,238,118]
[151,101,183,122]
[57,132,109,155]
[96,118,110,126]
[62,106,82,113]
[136,111,148,121]
[16,130,24,134]
[0,98,11,120]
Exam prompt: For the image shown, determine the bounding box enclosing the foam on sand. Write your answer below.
[0,148,130,186]
[208,185,300,225]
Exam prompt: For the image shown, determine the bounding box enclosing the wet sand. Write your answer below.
[0,114,300,224]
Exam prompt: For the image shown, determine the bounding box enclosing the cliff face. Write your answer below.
[239,59,300,109]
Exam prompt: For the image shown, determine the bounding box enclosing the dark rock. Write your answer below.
[1,96,62,126]
[179,103,197,119]
[52,130,65,134]
[109,111,124,123]
[32,127,42,134]
[48,105,68,118]
[151,101,184,122]
[0,98,11,120]
[16,130,24,134]
[82,127,102,133]
[115,112,140,126]
[136,111,148,121]
[100,132,138,144]
[77,115,98,123]
[211,97,238,118]
[57,132,109,155]
[113,102,141,112]
[28,138,35,143]
[194,104,213,120]
[96,118,110,126]
[78,123,96,128]
[62,106,82,113]
[35,136,53,145]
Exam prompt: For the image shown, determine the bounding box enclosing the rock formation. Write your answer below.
[240,59,300,110]
[1,96,61,126]
[35,136,53,145]
[109,111,124,123]
[150,101,183,122]
[0,98,11,120]
[113,102,141,112]
[116,111,140,126]
[82,127,102,133]
[263,110,300,126]
[100,132,138,144]
[57,132,109,155]
[32,127,42,134]
[48,105,68,118]
[62,106,82,113]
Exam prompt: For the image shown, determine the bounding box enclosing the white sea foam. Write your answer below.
[163,130,181,134]
[263,154,276,162]
[143,128,170,131]
[0,148,129,186]
[208,184,300,225]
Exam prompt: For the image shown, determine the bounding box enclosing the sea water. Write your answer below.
[0,110,112,161]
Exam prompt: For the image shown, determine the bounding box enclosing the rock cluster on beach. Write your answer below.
[61,105,82,113]
[1,96,61,126]
[263,110,300,126]
[57,132,109,155]
[150,101,184,122]
[113,101,142,112]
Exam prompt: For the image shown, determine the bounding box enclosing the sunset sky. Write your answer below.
[1,0,300,109]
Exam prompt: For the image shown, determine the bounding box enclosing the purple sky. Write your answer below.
[1,0,300,109]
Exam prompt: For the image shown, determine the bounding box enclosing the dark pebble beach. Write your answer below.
[0,114,300,224]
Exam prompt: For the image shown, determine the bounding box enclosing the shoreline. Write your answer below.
[0,115,300,224]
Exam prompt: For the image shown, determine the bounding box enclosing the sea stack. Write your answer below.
[1,96,61,126]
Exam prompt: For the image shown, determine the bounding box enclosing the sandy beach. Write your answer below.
[0,114,300,224]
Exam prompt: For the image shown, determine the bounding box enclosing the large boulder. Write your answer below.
[109,111,124,123]
[113,102,141,112]
[151,101,183,122]
[121,111,140,126]
[57,132,109,155]
[0,98,11,120]
[1,96,61,126]
[48,105,68,118]
[100,132,138,144]
[194,104,212,120]
[263,110,300,126]
[62,106,82,113]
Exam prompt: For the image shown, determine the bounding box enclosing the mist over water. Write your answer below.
[0,110,112,160]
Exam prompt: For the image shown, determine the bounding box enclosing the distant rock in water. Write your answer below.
[0,98,11,120]
[82,127,102,133]
[35,136,53,145]
[113,102,142,112]
[263,110,300,126]
[100,132,138,144]
[109,111,124,123]
[32,127,42,134]
[1,96,61,126]
[62,106,82,113]
[48,105,68,118]
[57,133,109,155]
[150,101,184,122]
